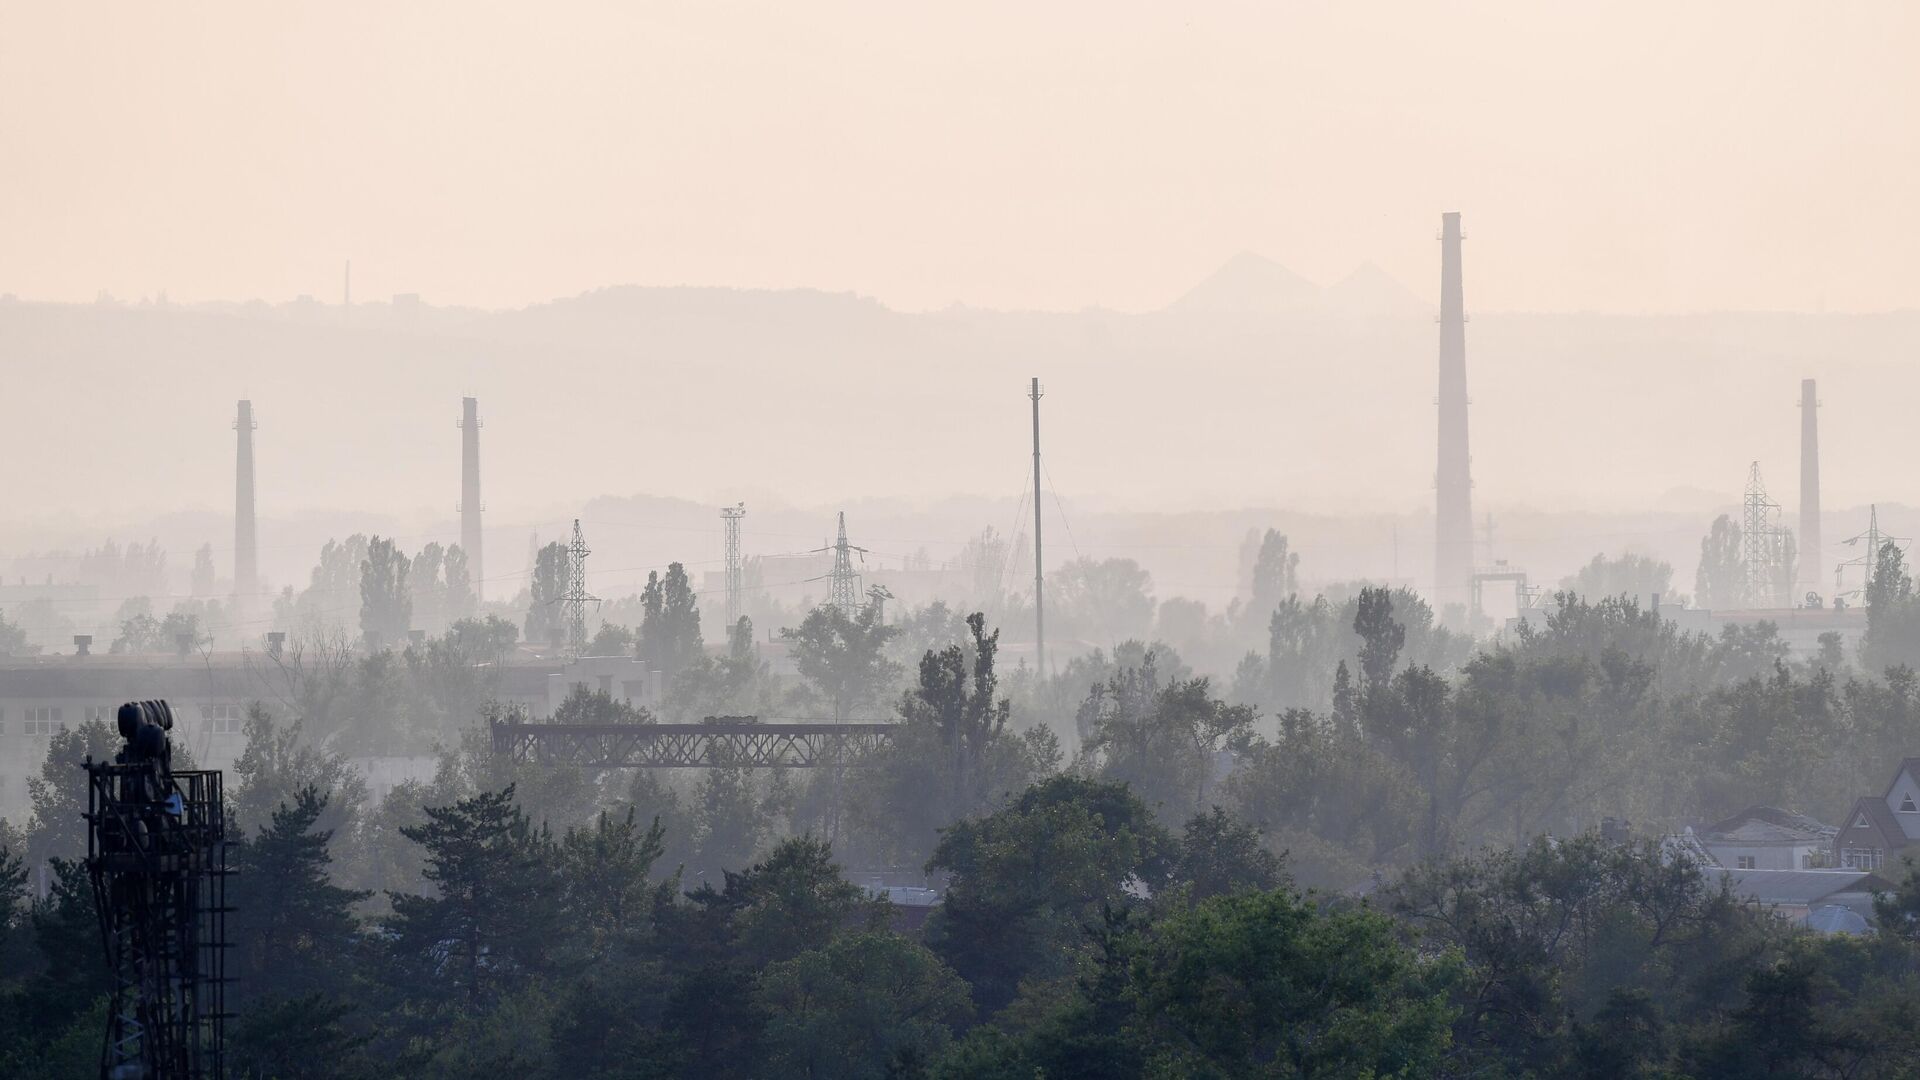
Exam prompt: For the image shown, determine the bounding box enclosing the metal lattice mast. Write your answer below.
[827,512,863,617]
[86,701,230,1080]
[1835,505,1908,604]
[564,519,597,656]
[721,503,746,629]
[1741,462,1786,607]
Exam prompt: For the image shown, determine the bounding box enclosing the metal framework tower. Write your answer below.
[1434,212,1475,612]
[1799,379,1822,599]
[564,519,597,656]
[85,700,229,1080]
[825,512,866,618]
[1835,505,1908,604]
[1031,378,1046,675]
[233,401,257,612]
[1741,462,1791,608]
[721,503,746,630]
[459,397,485,601]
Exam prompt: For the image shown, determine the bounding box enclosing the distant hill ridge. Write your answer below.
[1169,251,1428,317]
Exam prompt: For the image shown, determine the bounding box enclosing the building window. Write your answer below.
[1736,856,1756,870]
[1902,794,1918,813]
[1842,847,1885,870]
[202,704,244,736]
[85,705,114,724]
[24,707,64,736]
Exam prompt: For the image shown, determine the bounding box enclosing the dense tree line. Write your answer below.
[13,520,1920,1076]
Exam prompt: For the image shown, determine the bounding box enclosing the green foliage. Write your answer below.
[527,540,569,646]
[665,616,770,722]
[639,562,704,680]
[0,609,26,654]
[1127,889,1460,1079]
[1561,550,1676,606]
[1863,541,1920,673]
[558,808,672,946]
[756,932,973,1079]
[359,533,413,645]
[231,787,371,1002]
[231,703,369,839]
[24,718,119,868]
[587,620,637,657]
[853,614,1058,869]
[1697,513,1746,610]
[1051,556,1157,644]
[1172,807,1287,903]
[925,774,1171,1013]
[230,993,375,1080]
[783,604,903,721]
[384,785,565,1003]
[1080,657,1257,822]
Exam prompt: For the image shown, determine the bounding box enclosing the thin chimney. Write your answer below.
[1434,212,1474,610]
[234,400,258,608]
[1800,379,1821,598]
[461,397,484,600]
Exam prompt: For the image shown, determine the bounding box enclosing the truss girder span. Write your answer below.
[491,721,894,768]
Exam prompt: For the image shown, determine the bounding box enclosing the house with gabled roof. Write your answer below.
[1832,758,1920,870]
[1693,806,1836,870]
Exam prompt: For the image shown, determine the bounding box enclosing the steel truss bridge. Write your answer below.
[490,719,895,768]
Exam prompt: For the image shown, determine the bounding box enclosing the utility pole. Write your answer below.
[1031,378,1046,676]
[721,503,746,630]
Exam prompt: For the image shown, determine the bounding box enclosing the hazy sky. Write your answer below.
[4,3,1916,314]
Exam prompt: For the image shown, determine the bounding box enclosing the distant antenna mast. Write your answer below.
[1031,378,1046,675]
[721,503,746,629]
[564,519,598,656]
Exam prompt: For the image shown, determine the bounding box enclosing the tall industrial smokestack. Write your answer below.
[1434,212,1474,611]
[460,397,484,600]
[1800,378,1821,599]
[234,400,258,607]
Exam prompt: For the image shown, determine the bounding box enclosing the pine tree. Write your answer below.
[384,786,565,1003]
[231,786,371,1001]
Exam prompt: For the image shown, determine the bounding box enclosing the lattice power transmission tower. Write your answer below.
[1835,504,1910,606]
[564,519,598,657]
[823,512,868,618]
[721,503,746,630]
[1741,462,1793,608]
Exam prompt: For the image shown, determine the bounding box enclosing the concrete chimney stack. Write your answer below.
[234,400,258,610]
[1434,212,1474,612]
[460,397,484,601]
[1800,379,1822,598]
